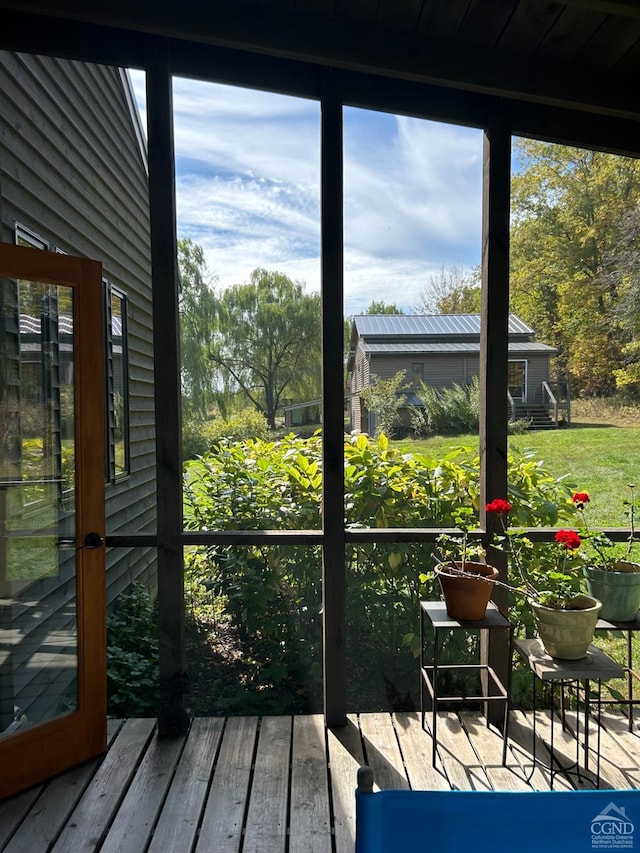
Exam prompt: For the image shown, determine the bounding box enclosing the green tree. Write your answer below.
[415,265,481,314]
[510,141,640,396]
[365,300,404,314]
[178,238,221,418]
[211,268,320,428]
[360,370,408,438]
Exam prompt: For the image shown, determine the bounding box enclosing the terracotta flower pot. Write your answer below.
[435,560,499,621]
[532,593,602,660]
[584,561,640,622]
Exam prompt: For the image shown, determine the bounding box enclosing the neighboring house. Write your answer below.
[0,52,155,727]
[282,398,321,429]
[347,314,569,433]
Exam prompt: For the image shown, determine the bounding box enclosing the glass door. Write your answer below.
[508,360,527,401]
[0,242,106,798]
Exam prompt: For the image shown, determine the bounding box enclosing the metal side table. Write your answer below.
[420,600,513,765]
[514,638,625,788]
[594,613,640,731]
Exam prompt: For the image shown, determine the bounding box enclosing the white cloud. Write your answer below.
[128,71,482,314]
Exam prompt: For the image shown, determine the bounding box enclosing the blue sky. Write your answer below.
[128,71,483,315]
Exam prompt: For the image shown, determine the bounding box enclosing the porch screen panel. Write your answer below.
[343,107,482,462]
[508,140,640,519]
[172,76,322,530]
[342,107,484,711]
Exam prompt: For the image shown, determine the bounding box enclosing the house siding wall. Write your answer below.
[0,52,156,609]
[350,331,554,434]
[367,353,480,390]
[365,351,551,402]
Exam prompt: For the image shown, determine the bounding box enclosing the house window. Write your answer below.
[105,284,130,480]
[508,360,527,401]
[412,363,424,385]
[16,224,47,251]
[14,223,130,482]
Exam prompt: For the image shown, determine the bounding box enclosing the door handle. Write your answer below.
[84,531,105,549]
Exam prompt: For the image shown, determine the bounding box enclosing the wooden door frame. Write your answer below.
[0,242,107,798]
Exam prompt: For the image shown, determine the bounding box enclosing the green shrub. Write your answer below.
[182,408,269,459]
[360,370,409,438]
[410,377,479,436]
[107,583,159,717]
[206,408,270,446]
[183,432,576,713]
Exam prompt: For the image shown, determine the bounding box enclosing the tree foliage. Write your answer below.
[510,141,640,397]
[360,370,409,438]
[211,268,320,427]
[365,300,404,314]
[178,238,220,418]
[415,265,481,314]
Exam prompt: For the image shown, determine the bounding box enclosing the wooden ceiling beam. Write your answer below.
[2,2,639,123]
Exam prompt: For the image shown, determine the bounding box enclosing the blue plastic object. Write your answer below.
[356,771,639,852]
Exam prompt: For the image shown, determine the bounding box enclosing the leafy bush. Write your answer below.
[410,377,479,436]
[183,432,576,713]
[107,583,159,717]
[182,408,269,459]
[359,370,408,438]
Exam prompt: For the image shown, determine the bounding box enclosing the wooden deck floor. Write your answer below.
[1,708,640,852]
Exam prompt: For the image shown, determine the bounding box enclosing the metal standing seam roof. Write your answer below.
[353,314,535,337]
[360,341,558,355]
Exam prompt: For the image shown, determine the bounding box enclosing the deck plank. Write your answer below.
[195,716,258,853]
[242,715,292,853]
[531,708,599,787]
[0,786,43,850]
[565,709,640,789]
[393,712,450,790]
[326,713,364,853]
[358,712,409,791]
[99,727,187,853]
[3,720,122,853]
[1,709,639,852]
[504,710,560,790]
[147,717,224,853]
[431,711,491,790]
[289,714,332,853]
[459,712,531,791]
[518,709,587,789]
[50,717,156,853]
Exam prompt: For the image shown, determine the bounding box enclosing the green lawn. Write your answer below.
[397,423,640,527]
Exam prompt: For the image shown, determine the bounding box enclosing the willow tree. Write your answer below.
[178,238,221,418]
[211,268,320,427]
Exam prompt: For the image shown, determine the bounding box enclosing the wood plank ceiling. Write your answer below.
[1,0,639,124]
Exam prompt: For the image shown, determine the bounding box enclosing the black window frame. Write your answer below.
[104,281,130,483]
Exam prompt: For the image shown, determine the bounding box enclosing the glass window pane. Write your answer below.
[1,277,77,736]
[110,289,129,478]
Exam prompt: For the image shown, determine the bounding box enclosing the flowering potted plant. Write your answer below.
[576,487,640,622]
[432,506,499,621]
[485,499,601,659]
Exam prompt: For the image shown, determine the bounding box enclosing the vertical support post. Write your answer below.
[480,107,511,728]
[146,42,189,735]
[321,70,347,727]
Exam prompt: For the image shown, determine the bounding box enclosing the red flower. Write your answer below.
[555,529,581,550]
[572,491,590,507]
[485,499,512,515]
